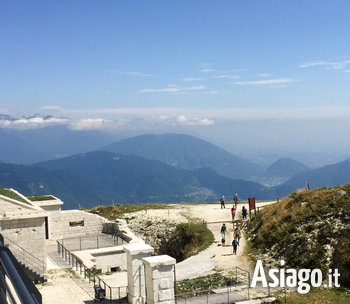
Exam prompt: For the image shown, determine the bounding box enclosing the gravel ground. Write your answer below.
[38,201,276,303]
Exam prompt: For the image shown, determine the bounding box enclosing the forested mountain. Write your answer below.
[0,151,276,208]
[100,133,262,179]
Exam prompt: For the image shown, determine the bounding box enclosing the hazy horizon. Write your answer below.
[1,1,350,167]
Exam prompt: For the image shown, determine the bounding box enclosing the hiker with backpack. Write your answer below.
[232,237,239,255]
[234,227,241,245]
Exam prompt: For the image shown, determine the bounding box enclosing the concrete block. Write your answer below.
[160,278,171,290]
[157,290,172,302]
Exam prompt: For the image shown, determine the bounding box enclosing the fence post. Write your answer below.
[248,272,250,299]
[227,285,229,304]
[97,235,99,249]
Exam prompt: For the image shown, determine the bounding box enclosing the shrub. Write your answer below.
[159,220,214,262]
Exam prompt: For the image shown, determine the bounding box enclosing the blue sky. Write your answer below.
[1,1,350,162]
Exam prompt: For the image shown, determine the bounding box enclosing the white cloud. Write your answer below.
[69,118,111,130]
[6,106,350,131]
[176,115,215,126]
[257,73,271,77]
[0,116,67,129]
[199,68,215,73]
[212,75,240,79]
[233,78,297,86]
[182,77,202,81]
[299,59,350,70]
[138,85,206,93]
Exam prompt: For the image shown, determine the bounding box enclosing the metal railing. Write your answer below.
[57,240,127,302]
[0,236,42,304]
[2,235,45,276]
[58,233,127,252]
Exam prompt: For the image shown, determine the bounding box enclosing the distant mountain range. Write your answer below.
[277,159,350,191]
[265,158,309,178]
[1,122,350,208]
[0,151,276,208]
[0,114,117,163]
[100,133,262,180]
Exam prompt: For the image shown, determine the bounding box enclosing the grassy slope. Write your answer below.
[275,288,350,304]
[247,184,350,287]
[86,203,171,220]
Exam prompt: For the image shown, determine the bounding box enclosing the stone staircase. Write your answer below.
[3,236,47,283]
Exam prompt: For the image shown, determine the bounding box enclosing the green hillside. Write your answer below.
[248,184,350,287]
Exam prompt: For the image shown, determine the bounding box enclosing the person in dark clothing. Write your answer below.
[220,223,226,245]
[242,206,248,220]
[233,193,239,207]
[232,237,239,255]
[220,196,226,209]
[234,228,241,244]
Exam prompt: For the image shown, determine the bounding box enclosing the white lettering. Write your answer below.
[285,269,297,287]
[251,260,268,287]
[297,269,311,294]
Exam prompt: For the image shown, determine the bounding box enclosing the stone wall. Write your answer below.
[50,210,107,240]
[91,247,126,273]
[0,197,33,214]
[73,246,127,273]
[0,216,47,271]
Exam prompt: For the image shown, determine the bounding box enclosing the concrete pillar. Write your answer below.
[124,243,154,304]
[142,255,176,304]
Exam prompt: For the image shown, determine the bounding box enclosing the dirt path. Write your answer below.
[38,201,276,303]
[129,201,276,280]
[175,203,253,280]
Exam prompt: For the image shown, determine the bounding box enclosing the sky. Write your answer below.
[1,1,350,165]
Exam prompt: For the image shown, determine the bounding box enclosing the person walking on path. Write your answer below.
[231,206,237,221]
[220,223,227,245]
[234,227,241,245]
[220,196,226,209]
[232,237,239,255]
[233,193,239,207]
[242,206,248,220]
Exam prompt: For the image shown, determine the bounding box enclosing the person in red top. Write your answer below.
[231,206,237,221]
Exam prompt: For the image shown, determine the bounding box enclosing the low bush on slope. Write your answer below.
[159,220,214,262]
[247,184,350,287]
